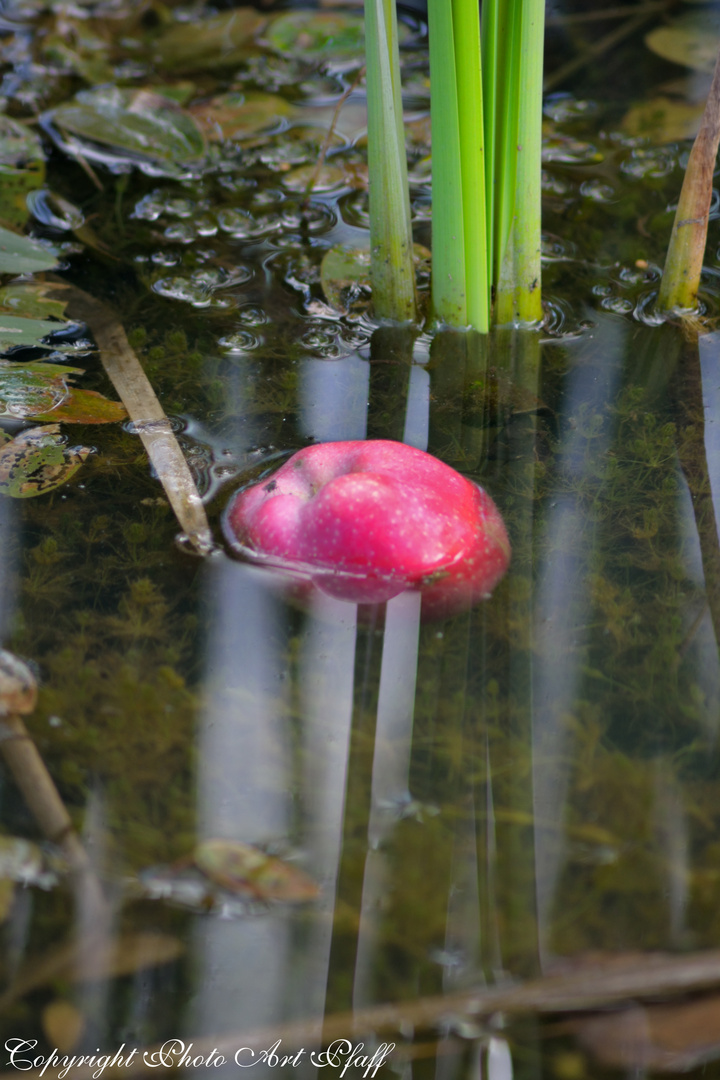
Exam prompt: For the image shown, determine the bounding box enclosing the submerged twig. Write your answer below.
[48,281,212,555]
[302,66,364,210]
[544,5,668,92]
[0,651,106,919]
[7,948,720,1079]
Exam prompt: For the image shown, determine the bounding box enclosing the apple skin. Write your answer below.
[223,440,510,617]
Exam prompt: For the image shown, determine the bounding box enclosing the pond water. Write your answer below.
[2,0,720,1077]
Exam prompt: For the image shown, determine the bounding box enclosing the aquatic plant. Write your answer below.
[658,46,720,313]
[363,0,544,331]
[363,0,417,322]
[428,0,544,331]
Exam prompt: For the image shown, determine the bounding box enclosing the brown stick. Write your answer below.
[47,281,213,555]
[0,653,106,919]
[6,948,720,1079]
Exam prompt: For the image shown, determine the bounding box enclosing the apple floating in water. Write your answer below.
[223,440,510,617]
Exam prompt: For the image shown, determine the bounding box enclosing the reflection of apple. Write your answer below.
[223,440,510,617]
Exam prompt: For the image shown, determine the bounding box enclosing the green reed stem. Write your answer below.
[364,0,417,322]
[428,0,467,325]
[427,0,544,332]
[453,0,489,332]
[494,0,544,325]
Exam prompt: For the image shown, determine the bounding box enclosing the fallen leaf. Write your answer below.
[190,91,293,143]
[195,839,319,902]
[47,87,206,177]
[622,97,705,142]
[0,424,92,498]
[645,11,720,73]
[154,9,266,72]
[34,387,127,424]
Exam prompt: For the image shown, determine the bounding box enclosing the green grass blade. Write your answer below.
[493,0,521,287]
[453,0,489,332]
[427,0,466,326]
[481,0,499,286]
[364,0,416,322]
[495,0,544,324]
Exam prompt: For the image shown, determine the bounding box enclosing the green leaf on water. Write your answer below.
[50,87,206,173]
[321,242,430,313]
[0,362,75,420]
[0,283,69,321]
[0,315,69,352]
[645,11,720,73]
[265,11,366,60]
[154,9,266,72]
[0,117,45,230]
[0,226,60,275]
[0,424,91,498]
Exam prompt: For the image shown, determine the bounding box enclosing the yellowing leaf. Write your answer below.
[195,839,319,903]
[190,92,293,143]
[154,9,266,72]
[0,424,92,499]
[34,387,127,425]
[622,97,705,143]
[645,11,720,72]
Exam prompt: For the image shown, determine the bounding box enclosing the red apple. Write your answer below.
[223,440,510,617]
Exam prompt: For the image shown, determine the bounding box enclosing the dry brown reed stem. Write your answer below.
[6,948,720,1080]
[658,44,720,312]
[0,651,106,919]
[48,281,213,555]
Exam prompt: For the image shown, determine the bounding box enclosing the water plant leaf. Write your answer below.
[622,96,705,142]
[33,387,127,424]
[0,283,68,321]
[0,424,91,498]
[645,11,720,73]
[0,315,70,352]
[0,226,60,275]
[265,11,366,60]
[194,839,319,903]
[48,87,206,175]
[0,116,45,230]
[321,242,430,313]
[189,91,293,143]
[0,362,76,419]
[154,9,265,72]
